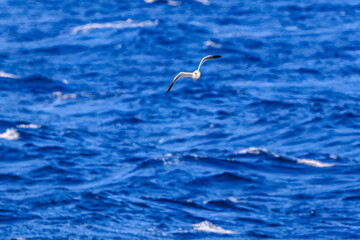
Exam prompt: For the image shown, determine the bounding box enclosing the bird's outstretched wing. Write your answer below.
[167,72,193,93]
[197,55,221,71]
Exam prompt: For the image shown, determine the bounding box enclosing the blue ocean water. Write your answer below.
[1,0,360,239]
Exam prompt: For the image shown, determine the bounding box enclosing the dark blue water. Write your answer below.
[1,0,360,239]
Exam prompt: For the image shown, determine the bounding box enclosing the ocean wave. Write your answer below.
[17,123,41,129]
[71,19,159,34]
[191,172,258,186]
[3,75,69,94]
[204,40,222,49]
[2,0,360,238]
[296,158,333,168]
[52,91,77,100]
[144,0,181,5]
[193,221,236,234]
[0,129,20,140]
[195,0,210,5]
[0,71,19,79]
[237,147,334,168]
[168,0,181,6]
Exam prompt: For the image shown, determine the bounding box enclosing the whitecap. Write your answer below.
[238,147,334,168]
[168,0,181,6]
[17,124,41,129]
[296,158,334,168]
[227,196,238,203]
[0,71,19,79]
[52,91,77,99]
[237,147,268,155]
[0,129,19,140]
[195,0,210,5]
[193,221,236,234]
[71,19,159,34]
[204,40,222,49]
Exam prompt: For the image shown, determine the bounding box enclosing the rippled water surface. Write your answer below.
[1,0,360,239]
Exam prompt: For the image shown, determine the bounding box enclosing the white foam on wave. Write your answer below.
[0,71,19,79]
[71,19,159,34]
[195,0,210,5]
[204,40,222,49]
[297,158,334,168]
[238,147,272,155]
[238,147,334,168]
[144,0,180,5]
[193,221,236,234]
[0,129,19,140]
[227,196,238,203]
[52,91,77,99]
[17,124,41,129]
[168,0,181,6]
[62,79,69,84]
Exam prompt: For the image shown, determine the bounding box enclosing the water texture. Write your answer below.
[1,0,360,239]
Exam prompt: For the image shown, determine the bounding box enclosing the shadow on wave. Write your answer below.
[0,75,69,94]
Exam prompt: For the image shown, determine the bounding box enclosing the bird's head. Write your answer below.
[193,70,201,81]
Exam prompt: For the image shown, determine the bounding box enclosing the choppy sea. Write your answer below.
[1,0,360,239]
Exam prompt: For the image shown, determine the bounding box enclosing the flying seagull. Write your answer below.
[167,55,221,93]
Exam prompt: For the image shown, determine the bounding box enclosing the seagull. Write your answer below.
[167,55,221,93]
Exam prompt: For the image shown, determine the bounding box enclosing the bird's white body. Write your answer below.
[192,70,201,81]
[167,55,221,93]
